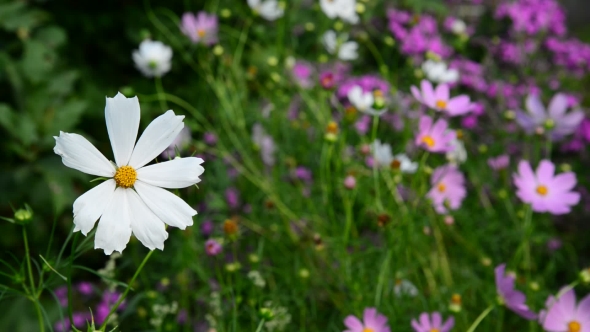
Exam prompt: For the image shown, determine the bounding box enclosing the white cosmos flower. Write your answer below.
[132,40,173,78]
[393,279,419,297]
[371,140,418,173]
[322,30,358,61]
[451,19,467,35]
[319,0,359,24]
[248,0,284,21]
[54,93,204,255]
[446,137,467,165]
[347,85,387,116]
[421,60,459,84]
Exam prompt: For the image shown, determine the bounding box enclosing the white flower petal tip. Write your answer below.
[54,131,116,177]
[94,188,133,255]
[105,93,140,167]
[137,157,204,189]
[134,181,196,230]
[127,189,168,251]
[128,110,186,169]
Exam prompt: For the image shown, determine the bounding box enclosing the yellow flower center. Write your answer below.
[568,321,581,332]
[430,329,440,332]
[197,29,206,38]
[390,159,401,169]
[437,183,446,192]
[536,185,548,196]
[422,135,435,148]
[435,100,447,109]
[363,328,374,332]
[114,166,137,188]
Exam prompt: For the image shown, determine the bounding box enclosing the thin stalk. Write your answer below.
[254,319,265,332]
[154,76,168,110]
[99,250,155,331]
[466,304,495,332]
[23,227,45,332]
[370,115,383,210]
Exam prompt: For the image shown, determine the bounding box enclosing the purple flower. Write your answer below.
[513,160,580,215]
[415,115,456,153]
[225,187,240,209]
[76,282,94,296]
[54,286,68,307]
[291,61,314,88]
[343,307,390,332]
[205,239,222,256]
[344,175,356,190]
[54,312,89,332]
[546,238,563,252]
[201,219,214,236]
[516,94,584,140]
[427,165,466,214]
[488,155,510,171]
[294,166,313,182]
[411,80,472,116]
[495,264,537,320]
[541,288,590,331]
[204,132,217,145]
[355,115,371,135]
[180,12,218,45]
[411,312,454,332]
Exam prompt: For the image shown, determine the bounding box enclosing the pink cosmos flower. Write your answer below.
[541,288,590,331]
[180,12,218,46]
[513,160,580,215]
[343,307,390,332]
[292,61,314,88]
[411,312,454,332]
[205,239,222,256]
[495,264,537,320]
[516,94,584,140]
[411,80,473,116]
[415,115,456,153]
[427,165,466,214]
[488,155,510,171]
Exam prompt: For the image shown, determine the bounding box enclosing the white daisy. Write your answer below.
[319,0,359,24]
[54,93,204,255]
[372,140,418,173]
[446,137,467,165]
[248,0,284,21]
[347,85,387,116]
[322,30,358,61]
[421,60,459,84]
[132,40,173,78]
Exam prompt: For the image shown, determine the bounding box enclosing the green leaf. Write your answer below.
[20,40,57,83]
[36,25,67,48]
[0,2,46,31]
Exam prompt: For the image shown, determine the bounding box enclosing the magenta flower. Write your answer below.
[205,239,222,256]
[495,264,537,320]
[516,94,584,140]
[488,155,510,171]
[411,312,454,332]
[427,165,466,214]
[291,61,314,88]
[541,288,590,331]
[415,115,456,153]
[343,307,390,332]
[411,80,472,116]
[513,160,580,214]
[180,12,218,45]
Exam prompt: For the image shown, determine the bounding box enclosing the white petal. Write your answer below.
[339,41,358,60]
[127,189,168,251]
[137,157,204,189]
[105,93,140,167]
[73,179,116,235]
[54,132,115,177]
[129,110,185,169]
[134,181,196,229]
[94,188,133,255]
[323,31,337,53]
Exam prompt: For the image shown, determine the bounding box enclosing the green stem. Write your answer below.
[99,250,155,331]
[466,304,495,332]
[67,233,79,324]
[23,227,45,332]
[523,206,533,271]
[254,319,266,332]
[371,115,383,210]
[343,193,354,246]
[154,76,168,111]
